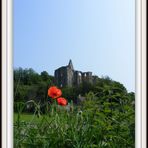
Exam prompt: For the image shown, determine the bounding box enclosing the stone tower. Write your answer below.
[68,59,74,70]
[54,60,74,87]
[54,60,97,88]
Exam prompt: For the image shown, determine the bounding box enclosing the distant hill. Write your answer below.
[14,67,135,112]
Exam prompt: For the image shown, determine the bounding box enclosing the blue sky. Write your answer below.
[14,0,135,92]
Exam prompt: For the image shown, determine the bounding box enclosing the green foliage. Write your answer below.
[14,68,54,105]
[14,67,135,147]
[62,87,76,101]
[14,90,135,147]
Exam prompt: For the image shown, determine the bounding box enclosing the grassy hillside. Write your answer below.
[14,68,135,147]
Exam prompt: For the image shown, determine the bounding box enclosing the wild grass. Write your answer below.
[14,92,135,148]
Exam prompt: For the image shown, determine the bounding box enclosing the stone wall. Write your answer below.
[54,60,97,88]
[54,66,68,87]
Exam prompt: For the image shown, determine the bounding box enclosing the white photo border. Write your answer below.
[1,0,146,147]
[2,0,13,147]
[136,0,147,148]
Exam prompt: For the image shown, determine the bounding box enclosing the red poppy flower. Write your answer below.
[57,97,68,106]
[48,86,62,99]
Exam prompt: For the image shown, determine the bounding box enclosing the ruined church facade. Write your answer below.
[54,60,97,87]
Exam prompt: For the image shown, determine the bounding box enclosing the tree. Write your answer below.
[41,71,49,81]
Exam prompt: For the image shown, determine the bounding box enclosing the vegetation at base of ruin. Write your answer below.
[14,67,134,108]
[14,67,135,147]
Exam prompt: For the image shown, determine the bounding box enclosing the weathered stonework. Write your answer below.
[54,60,97,87]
